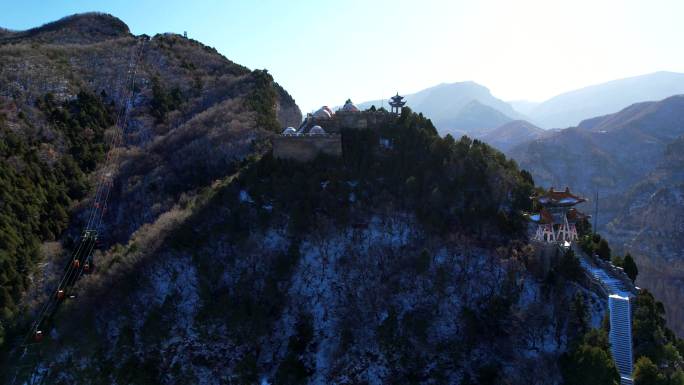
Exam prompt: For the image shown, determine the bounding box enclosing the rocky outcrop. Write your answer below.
[274,83,302,128]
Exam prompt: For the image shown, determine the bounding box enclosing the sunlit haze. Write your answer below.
[3,0,684,112]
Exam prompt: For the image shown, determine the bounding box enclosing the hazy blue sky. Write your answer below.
[2,0,684,112]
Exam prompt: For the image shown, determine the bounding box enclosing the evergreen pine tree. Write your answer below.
[633,356,663,385]
[597,239,611,261]
[623,253,638,283]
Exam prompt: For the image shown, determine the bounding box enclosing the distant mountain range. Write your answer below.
[510,95,684,200]
[358,71,684,140]
[526,71,684,128]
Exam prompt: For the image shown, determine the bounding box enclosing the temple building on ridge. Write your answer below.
[389,93,406,114]
[528,187,589,243]
[272,97,401,162]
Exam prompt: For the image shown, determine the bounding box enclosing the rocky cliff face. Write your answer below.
[274,84,302,129]
[30,200,601,384]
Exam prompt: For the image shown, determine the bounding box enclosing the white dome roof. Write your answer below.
[341,99,360,112]
[313,106,333,119]
[309,125,326,135]
[282,127,297,135]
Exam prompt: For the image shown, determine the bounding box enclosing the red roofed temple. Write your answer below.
[528,187,589,243]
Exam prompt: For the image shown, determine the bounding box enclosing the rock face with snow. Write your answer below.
[23,195,602,384]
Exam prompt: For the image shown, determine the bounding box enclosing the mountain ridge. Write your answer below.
[528,71,684,128]
[477,120,546,152]
[0,13,131,45]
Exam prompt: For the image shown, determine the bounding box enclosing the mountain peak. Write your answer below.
[0,12,130,44]
[432,80,489,92]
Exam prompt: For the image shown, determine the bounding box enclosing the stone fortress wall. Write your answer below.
[272,134,342,162]
[272,100,400,162]
[314,110,395,132]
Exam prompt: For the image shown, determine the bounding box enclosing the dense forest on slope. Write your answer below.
[0,13,299,354]
[234,108,535,238]
[0,92,113,345]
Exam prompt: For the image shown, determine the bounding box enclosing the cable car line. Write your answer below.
[10,36,147,385]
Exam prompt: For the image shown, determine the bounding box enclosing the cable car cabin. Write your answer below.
[352,222,369,230]
[72,259,80,269]
[34,330,44,342]
[84,262,91,273]
[56,289,65,300]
